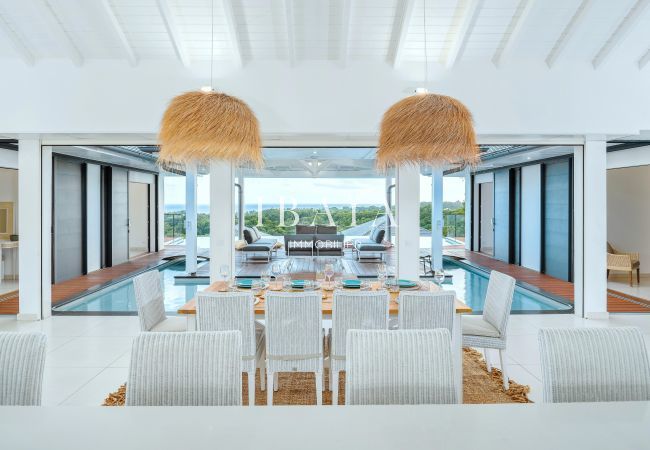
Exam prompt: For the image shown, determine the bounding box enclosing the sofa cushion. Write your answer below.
[242,243,274,251]
[243,227,255,244]
[355,239,387,251]
[316,225,337,235]
[251,226,262,241]
[370,228,386,243]
[296,225,316,234]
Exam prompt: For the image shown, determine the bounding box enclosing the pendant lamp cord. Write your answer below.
[210,0,215,89]
[423,0,428,85]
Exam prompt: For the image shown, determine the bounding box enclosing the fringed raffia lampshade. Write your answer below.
[376,93,478,170]
[158,90,262,167]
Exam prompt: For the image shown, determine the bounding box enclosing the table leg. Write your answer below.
[453,313,463,404]
[186,315,196,331]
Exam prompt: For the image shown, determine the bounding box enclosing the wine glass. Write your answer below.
[219,264,229,281]
[261,270,271,286]
[434,268,445,287]
[324,263,334,286]
[376,263,387,286]
[271,262,281,280]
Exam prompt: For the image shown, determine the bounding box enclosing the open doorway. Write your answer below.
[479,182,494,255]
[0,166,19,306]
[128,182,150,259]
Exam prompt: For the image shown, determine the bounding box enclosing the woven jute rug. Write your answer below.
[103,348,531,406]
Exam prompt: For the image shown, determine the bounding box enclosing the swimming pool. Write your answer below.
[54,258,572,314]
[53,261,210,313]
[440,259,573,313]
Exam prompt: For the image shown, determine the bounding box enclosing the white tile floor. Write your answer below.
[608,274,650,300]
[2,313,650,405]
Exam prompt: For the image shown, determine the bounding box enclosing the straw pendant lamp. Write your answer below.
[376,0,478,171]
[157,0,262,168]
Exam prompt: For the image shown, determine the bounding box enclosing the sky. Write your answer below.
[163,174,465,206]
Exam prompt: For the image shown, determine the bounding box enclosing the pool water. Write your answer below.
[55,259,572,314]
[441,260,572,313]
[54,261,209,313]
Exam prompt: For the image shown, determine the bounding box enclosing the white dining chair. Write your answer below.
[462,270,515,389]
[345,329,456,405]
[0,332,47,406]
[396,291,456,333]
[126,331,242,406]
[196,291,266,406]
[328,290,389,405]
[539,327,650,403]
[132,270,186,332]
[264,291,324,406]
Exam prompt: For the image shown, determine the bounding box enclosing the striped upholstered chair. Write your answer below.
[538,327,650,403]
[265,291,324,406]
[196,291,266,406]
[0,332,47,406]
[132,270,186,332]
[345,329,456,405]
[126,331,242,406]
[462,270,516,389]
[327,290,389,405]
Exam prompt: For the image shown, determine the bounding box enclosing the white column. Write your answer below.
[158,174,165,250]
[185,163,198,275]
[210,161,234,282]
[431,168,443,270]
[41,146,52,319]
[464,168,472,251]
[396,165,420,280]
[582,139,608,319]
[17,137,43,321]
[237,177,245,239]
[573,146,584,317]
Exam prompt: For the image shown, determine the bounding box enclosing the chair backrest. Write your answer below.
[330,290,389,359]
[345,329,456,405]
[482,270,516,336]
[132,270,166,331]
[538,327,650,403]
[397,291,456,333]
[264,291,322,362]
[0,332,47,406]
[126,331,242,406]
[196,291,256,359]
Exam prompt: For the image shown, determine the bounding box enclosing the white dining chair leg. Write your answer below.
[331,370,339,406]
[273,372,279,392]
[267,372,274,406]
[259,363,266,391]
[247,371,255,406]
[315,372,322,406]
[499,349,509,390]
[484,348,492,371]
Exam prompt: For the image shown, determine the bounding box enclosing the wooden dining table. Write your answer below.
[177,277,472,402]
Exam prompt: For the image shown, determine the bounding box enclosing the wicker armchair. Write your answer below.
[607,242,640,286]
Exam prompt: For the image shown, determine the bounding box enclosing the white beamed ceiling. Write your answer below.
[0,0,649,69]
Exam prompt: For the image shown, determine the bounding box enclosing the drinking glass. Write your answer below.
[271,262,282,279]
[434,268,445,286]
[315,270,326,288]
[324,263,334,285]
[261,270,271,286]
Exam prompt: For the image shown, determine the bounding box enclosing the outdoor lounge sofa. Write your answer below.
[352,227,388,261]
[284,225,344,257]
[241,226,278,262]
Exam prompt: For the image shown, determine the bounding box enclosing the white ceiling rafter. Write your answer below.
[222,0,243,67]
[338,0,352,67]
[35,0,83,66]
[592,0,650,69]
[444,0,484,70]
[388,0,415,69]
[284,0,296,66]
[638,48,650,69]
[0,13,34,65]
[545,0,592,68]
[99,0,137,67]
[156,0,190,67]
[492,0,536,68]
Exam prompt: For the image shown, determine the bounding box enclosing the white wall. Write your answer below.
[607,165,650,274]
[607,146,650,169]
[86,164,101,273]
[128,182,150,255]
[0,60,648,137]
[472,172,494,251]
[520,164,541,271]
[0,167,19,276]
[0,149,18,169]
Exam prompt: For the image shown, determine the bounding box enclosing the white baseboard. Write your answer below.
[16,313,40,321]
[585,311,610,320]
